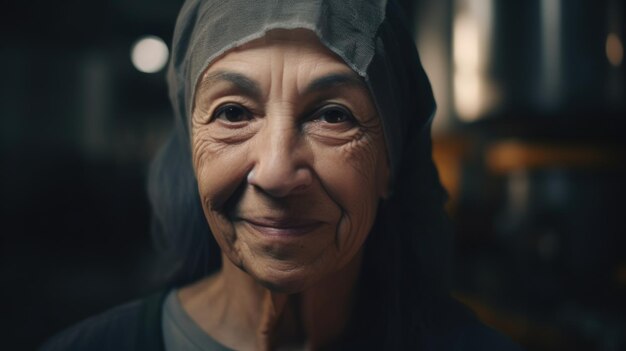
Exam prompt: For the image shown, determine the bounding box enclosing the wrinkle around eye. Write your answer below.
[302,107,384,146]
[193,119,259,146]
[304,122,366,146]
[193,94,259,125]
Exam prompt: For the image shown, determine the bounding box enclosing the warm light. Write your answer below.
[454,71,483,121]
[131,36,169,73]
[452,0,494,122]
[453,14,482,121]
[606,33,624,67]
[453,14,481,70]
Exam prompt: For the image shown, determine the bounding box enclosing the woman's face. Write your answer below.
[191,29,389,293]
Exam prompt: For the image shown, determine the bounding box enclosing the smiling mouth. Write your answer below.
[241,217,323,237]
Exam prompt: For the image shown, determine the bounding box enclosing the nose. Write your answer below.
[247,123,313,198]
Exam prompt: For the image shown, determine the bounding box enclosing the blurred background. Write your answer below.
[1,0,624,350]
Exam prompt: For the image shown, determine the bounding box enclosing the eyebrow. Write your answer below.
[200,71,263,99]
[302,72,367,95]
[198,70,367,99]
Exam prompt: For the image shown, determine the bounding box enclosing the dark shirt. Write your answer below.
[40,290,523,351]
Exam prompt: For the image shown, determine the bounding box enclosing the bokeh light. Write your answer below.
[606,33,624,67]
[130,35,169,73]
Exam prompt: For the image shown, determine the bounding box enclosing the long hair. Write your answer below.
[148,0,454,348]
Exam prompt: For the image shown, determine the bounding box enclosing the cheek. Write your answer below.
[312,134,387,259]
[192,128,251,247]
[192,126,250,209]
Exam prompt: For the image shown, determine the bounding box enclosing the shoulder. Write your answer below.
[422,322,523,351]
[39,300,143,351]
[39,290,168,351]
[421,297,524,351]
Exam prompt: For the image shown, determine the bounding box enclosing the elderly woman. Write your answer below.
[43,0,521,350]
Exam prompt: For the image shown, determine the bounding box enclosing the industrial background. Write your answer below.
[1,0,624,350]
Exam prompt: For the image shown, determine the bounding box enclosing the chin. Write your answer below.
[244,259,329,294]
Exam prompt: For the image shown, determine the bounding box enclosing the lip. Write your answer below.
[241,217,323,237]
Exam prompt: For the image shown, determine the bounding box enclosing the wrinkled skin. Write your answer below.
[182,29,389,350]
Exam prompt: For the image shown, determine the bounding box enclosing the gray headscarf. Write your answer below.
[149,0,452,347]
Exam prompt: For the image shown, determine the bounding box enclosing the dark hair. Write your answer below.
[148,1,453,348]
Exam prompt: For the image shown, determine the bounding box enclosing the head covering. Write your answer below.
[149,0,452,347]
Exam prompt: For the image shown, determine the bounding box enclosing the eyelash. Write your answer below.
[309,105,357,125]
[211,103,253,123]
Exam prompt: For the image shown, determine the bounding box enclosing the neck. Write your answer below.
[179,252,362,351]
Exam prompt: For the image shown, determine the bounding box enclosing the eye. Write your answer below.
[314,106,356,124]
[213,104,252,123]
